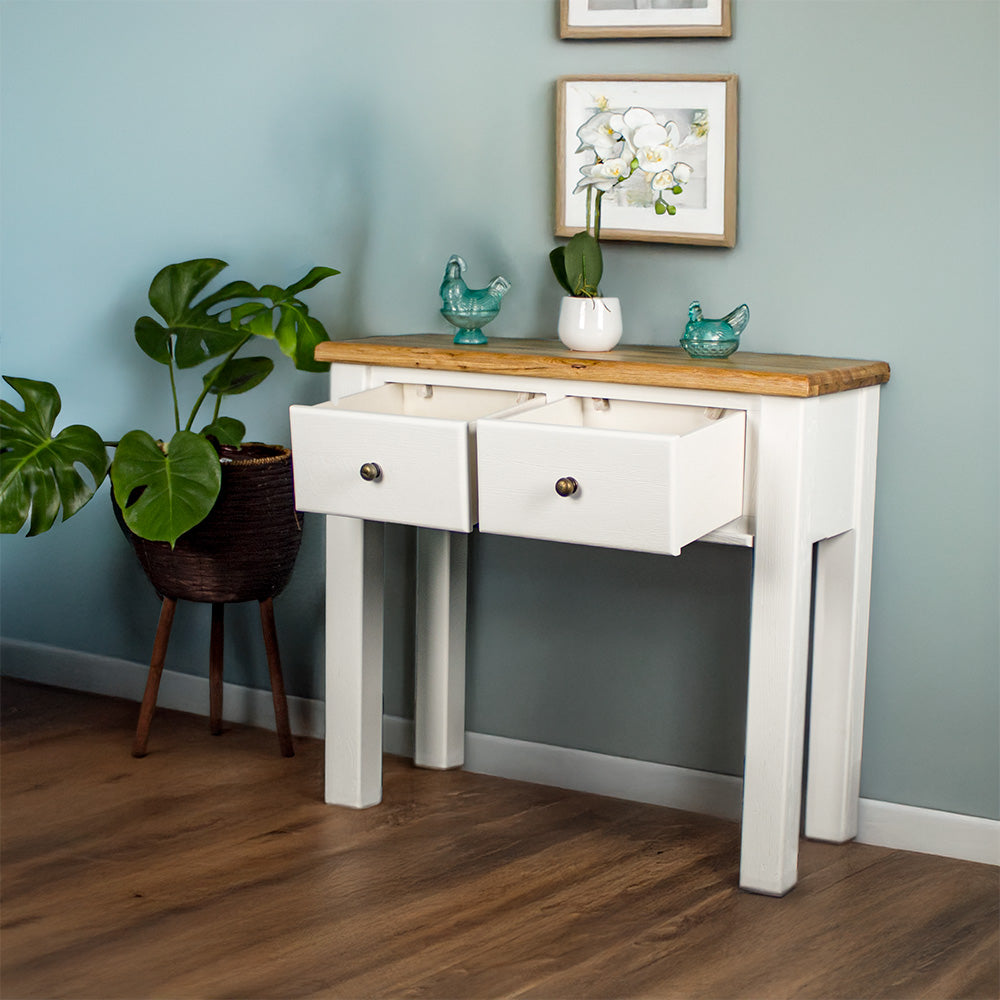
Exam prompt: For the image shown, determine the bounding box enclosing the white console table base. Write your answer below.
[295,338,889,897]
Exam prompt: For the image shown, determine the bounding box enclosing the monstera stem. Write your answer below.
[168,352,181,433]
[183,333,251,432]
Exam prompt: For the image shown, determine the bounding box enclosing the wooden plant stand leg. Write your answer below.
[259,597,294,757]
[132,597,177,758]
[209,603,225,735]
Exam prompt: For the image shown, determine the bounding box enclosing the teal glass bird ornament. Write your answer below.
[439,254,511,345]
[680,301,750,358]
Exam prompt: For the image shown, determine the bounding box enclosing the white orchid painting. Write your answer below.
[574,105,709,215]
[556,76,738,247]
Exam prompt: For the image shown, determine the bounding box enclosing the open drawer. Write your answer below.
[289,383,538,531]
[476,396,746,555]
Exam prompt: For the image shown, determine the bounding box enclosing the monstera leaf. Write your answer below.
[202,356,274,396]
[229,266,339,373]
[200,416,245,448]
[134,258,251,370]
[273,304,333,372]
[0,377,109,536]
[111,430,221,546]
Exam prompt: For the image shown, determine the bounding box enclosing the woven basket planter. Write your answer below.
[115,444,303,604]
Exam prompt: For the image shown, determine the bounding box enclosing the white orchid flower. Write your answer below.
[672,161,693,184]
[609,107,659,154]
[632,122,668,150]
[650,161,694,193]
[636,144,675,174]
[573,157,631,193]
[650,169,678,193]
[678,114,708,149]
[623,107,654,128]
[609,108,689,165]
[576,112,623,160]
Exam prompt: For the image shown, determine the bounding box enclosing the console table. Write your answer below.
[289,335,890,896]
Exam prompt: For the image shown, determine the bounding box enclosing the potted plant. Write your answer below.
[2,256,336,543]
[550,228,619,352]
[550,106,694,351]
[1,257,339,756]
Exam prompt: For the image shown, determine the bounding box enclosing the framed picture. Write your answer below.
[555,75,738,247]
[560,0,732,38]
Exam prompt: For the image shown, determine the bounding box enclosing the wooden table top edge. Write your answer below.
[314,335,891,398]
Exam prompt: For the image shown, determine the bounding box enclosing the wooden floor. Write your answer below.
[2,678,997,1000]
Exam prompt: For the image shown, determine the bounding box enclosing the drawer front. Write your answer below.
[291,404,472,530]
[290,384,537,532]
[476,398,746,555]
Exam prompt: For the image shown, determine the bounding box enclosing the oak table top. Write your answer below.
[315,335,891,399]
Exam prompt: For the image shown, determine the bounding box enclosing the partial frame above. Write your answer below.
[560,0,732,39]
[556,75,738,247]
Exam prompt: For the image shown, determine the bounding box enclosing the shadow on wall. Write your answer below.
[464,530,753,775]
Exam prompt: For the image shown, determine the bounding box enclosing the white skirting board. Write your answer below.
[3,637,997,869]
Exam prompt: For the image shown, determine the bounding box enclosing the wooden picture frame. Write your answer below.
[555,75,738,247]
[560,0,732,39]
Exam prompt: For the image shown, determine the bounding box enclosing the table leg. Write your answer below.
[324,515,384,807]
[740,398,813,895]
[415,528,467,769]
[805,387,880,842]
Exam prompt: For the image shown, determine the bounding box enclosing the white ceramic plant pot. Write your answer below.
[557,296,623,352]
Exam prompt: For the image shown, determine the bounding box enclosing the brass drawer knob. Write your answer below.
[359,462,382,482]
[555,476,579,497]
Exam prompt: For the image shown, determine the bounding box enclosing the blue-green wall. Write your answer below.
[2,1,997,821]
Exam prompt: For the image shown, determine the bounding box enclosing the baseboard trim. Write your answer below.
[0,637,325,740]
[4,637,997,868]
[467,729,745,822]
[855,798,999,867]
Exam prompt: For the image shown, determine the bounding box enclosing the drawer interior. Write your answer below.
[505,396,740,436]
[334,383,534,421]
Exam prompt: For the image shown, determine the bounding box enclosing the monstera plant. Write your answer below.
[1,257,338,546]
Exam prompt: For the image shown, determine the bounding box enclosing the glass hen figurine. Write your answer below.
[439,254,511,345]
[680,301,750,358]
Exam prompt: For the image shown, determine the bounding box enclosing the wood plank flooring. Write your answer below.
[2,677,997,999]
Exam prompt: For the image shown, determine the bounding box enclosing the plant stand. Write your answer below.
[132,596,294,758]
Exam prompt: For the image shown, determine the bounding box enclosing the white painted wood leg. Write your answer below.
[324,515,385,808]
[805,387,880,842]
[414,528,467,769]
[740,398,812,895]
